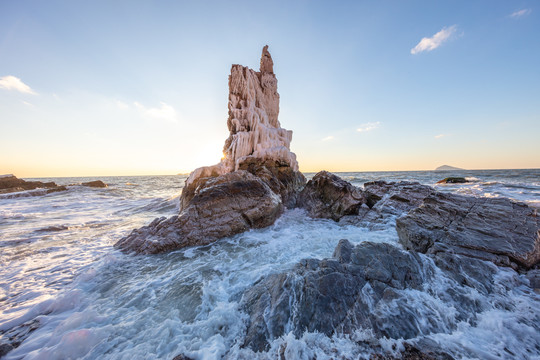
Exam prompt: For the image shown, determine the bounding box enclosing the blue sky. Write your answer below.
[1,0,539,176]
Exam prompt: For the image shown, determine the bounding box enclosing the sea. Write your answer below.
[1,169,539,359]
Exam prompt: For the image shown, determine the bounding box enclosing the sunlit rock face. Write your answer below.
[183,46,299,197]
[116,46,305,254]
[181,45,304,210]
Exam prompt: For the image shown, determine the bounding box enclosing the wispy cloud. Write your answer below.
[21,100,35,107]
[357,122,380,133]
[434,134,449,139]
[510,9,531,18]
[0,75,37,95]
[411,25,458,55]
[116,100,129,110]
[134,101,178,123]
[322,136,334,141]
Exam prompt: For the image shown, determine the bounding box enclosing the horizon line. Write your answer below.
[8,167,540,179]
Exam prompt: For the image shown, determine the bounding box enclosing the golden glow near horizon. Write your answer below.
[1,2,539,177]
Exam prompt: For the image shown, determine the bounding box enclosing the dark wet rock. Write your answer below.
[432,252,498,295]
[364,181,435,215]
[0,175,61,195]
[115,171,283,254]
[0,343,14,357]
[241,239,491,352]
[396,192,540,269]
[46,185,68,194]
[180,159,305,211]
[370,343,454,360]
[0,319,40,357]
[436,177,468,184]
[172,355,194,360]
[237,158,306,208]
[339,181,436,226]
[526,269,540,290]
[81,180,107,188]
[35,225,69,232]
[297,171,367,221]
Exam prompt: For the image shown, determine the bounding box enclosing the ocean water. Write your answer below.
[0,169,539,359]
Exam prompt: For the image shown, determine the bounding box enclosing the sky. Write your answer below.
[1,0,539,177]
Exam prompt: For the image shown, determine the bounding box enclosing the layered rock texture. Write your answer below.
[239,174,539,352]
[186,45,298,182]
[241,239,497,353]
[297,171,369,221]
[397,192,540,269]
[116,46,305,254]
[115,171,283,254]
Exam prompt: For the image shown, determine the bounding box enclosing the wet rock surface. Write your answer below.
[396,192,540,269]
[81,180,107,188]
[297,171,367,221]
[526,269,540,292]
[339,181,436,226]
[436,177,468,184]
[115,171,282,254]
[237,158,306,209]
[0,319,40,357]
[0,175,65,195]
[241,239,495,352]
[370,343,454,360]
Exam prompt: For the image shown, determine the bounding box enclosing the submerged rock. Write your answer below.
[0,319,40,358]
[436,177,468,184]
[297,171,368,221]
[370,343,455,360]
[116,46,305,254]
[81,180,107,188]
[396,192,540,269]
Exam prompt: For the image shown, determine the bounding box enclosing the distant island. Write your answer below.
[435,165,464,171]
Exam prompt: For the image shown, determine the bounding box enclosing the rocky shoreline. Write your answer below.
[0,175,108,199]
[113,47,540,359]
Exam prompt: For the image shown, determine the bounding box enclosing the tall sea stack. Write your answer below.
[116,46,306,254]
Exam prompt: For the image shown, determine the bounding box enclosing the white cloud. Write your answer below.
[0,75,37,95]
[322,135,334,141]
[510,9,531,18]
[21,100,35,107]
[434,134,448,139]
[357,122,380,133]
[134,101,178,123]
[116,100,129,110]
[411,25,458,55]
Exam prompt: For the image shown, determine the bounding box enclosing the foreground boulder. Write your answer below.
[116,46,305,254]
[115,171,282,254]
[241,239,496,352]
[297,171,368,221]
[396,192,540,269]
